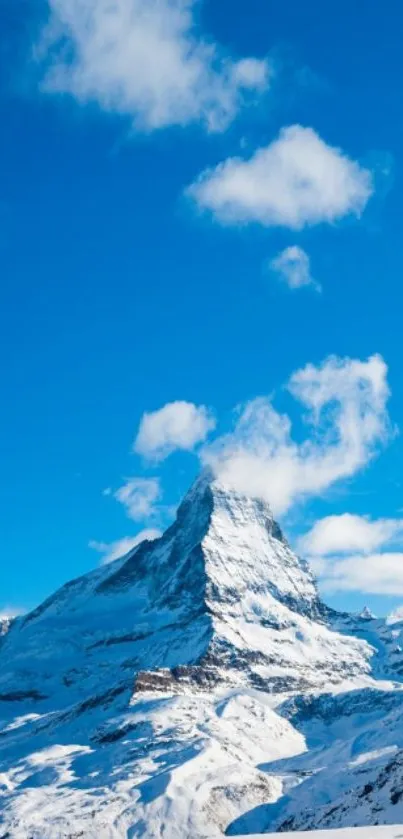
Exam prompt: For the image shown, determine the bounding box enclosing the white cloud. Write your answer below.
[387,606,403,625]
[89,529,161,565]
[318,553,403,596]
[0,606,24,621]
[38,0,269,133]
[113,477,161,520]
[203,354,391,516]
[188,125,373,229]
[298,514,403,557]
[231,58,269,90]
[300,513,403,599]
[134,401,216,461]
[269,245,320,291]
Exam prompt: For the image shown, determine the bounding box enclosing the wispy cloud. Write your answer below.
[113,476,161,520]
[38,0,269,133]
[94,476,163,567]
[387,606,403,625]
[134,401,216,461]
[202,354,391,516]
[89,529,161,565]
[269,245,320,292]
[187,125,373,228]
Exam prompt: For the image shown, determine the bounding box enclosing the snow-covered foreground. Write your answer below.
[248,829,403,839]
[2,475,403,837]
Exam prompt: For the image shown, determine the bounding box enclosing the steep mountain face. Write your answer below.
[0,474,402,838]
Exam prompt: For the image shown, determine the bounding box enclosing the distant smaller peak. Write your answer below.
[359,606,376,621]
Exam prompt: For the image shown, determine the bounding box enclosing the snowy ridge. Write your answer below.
[0,474,403,837]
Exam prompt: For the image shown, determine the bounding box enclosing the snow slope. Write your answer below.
[248,829,403,839]
[1,474,403,837]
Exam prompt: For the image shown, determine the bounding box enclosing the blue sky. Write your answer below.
[1,0,403,617]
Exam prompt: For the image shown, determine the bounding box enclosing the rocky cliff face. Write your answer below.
[0,474,402,838]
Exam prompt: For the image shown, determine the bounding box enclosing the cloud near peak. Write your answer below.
[103,353,394,590]
[187,125,373,229]
[113,476,161,520]
[202,353,391,515]
[89,530,162,565]
[134,401,216,461]
[130,354,391,518]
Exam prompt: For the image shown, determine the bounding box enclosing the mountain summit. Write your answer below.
[1,474,403,837]
[0,474,370,703]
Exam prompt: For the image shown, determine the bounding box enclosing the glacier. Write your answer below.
[1,473,403,837]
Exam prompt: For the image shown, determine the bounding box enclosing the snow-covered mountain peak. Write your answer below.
[171,469,324,633]
[0,473,373,706]
[182,466,276,522]
[202,477,318,610]
[359,606,377,621]
[0,472,398,838]
[141,468,320,623]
